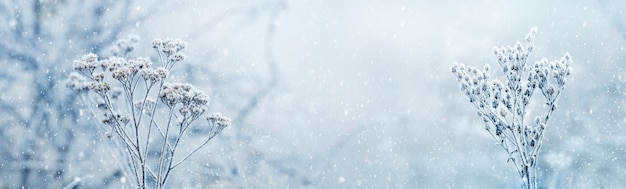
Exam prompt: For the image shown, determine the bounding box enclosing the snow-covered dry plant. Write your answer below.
[67,37,230,189]
[451,28,572,189]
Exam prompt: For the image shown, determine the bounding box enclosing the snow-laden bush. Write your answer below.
[451,27,572,189]
[67,37,230,189]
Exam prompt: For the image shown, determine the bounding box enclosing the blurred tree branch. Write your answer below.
[0,0,160,188]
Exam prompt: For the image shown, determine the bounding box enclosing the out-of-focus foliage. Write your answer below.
[0,0,154,188]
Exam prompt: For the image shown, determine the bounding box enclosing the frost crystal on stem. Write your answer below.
[452,27,572,189]
[67,38,230,189]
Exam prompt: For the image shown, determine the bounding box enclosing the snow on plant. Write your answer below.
[451,27,572,189]
[67,36,230,189]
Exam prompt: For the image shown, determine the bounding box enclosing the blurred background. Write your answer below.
[1,0,625,188]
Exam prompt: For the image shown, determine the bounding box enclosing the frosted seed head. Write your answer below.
[100,59,110,70]
[207,113,231,128]
[515,42,523,52]
[170,53,186,62]
[495,125,503,136]
[102,114,115,126]
[160,38,188,55]
[179,107,189,115]
[139,69,152,81]
[119,115,131,125]
[492,99,499,109]
[136,57,152,69]
[483,64,490,72]
[85,53,97,62]
[152,39,162,49]
[113,35,140,55]
[193,93,210,106]
[143,98,156,115]
[156,67,169,79]
[546,85,555,95]
[566,67,572,76]
[73,53,99,73]
[160,83,180,107]
[563,52,572,64]
[526,27,538,43]
[66,72,90,93]
[88,82,110,94]
[93,72,105,82]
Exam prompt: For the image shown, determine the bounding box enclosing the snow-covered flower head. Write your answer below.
[66,72,90,94]
[159,83,210,109]
[152,38,187,56]
[88,81,111,95]
[106,57,146,82]
[110,35,140,56]
[136,57,152,69]
[73,53,99,75]
[207,113,231,128]
[152,38,188,69]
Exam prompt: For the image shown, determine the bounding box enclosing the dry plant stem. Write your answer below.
[78,94,139,185]
[451,27,571,189]
[69,37,231,189]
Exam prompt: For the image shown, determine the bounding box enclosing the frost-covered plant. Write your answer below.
[451,28,572,189]
[67,36,230,189]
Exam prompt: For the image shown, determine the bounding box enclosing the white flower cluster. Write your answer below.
[72,53,171,96]
[110,35,140,56]
[140,67,169,84]
[102,57,148,83]
[152,38,187,55]
[451,27,572,189]
[102,112,131,127]
[204,113,230,139]
[152,38,187,69]
[532,54,572,110]
[134,98,156,116]
[68,37,230,188]
[73,53,99,76]
[207,113,231,128]
[88,81,111,95]
[66,72,91,94]
[159,83,210,118]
